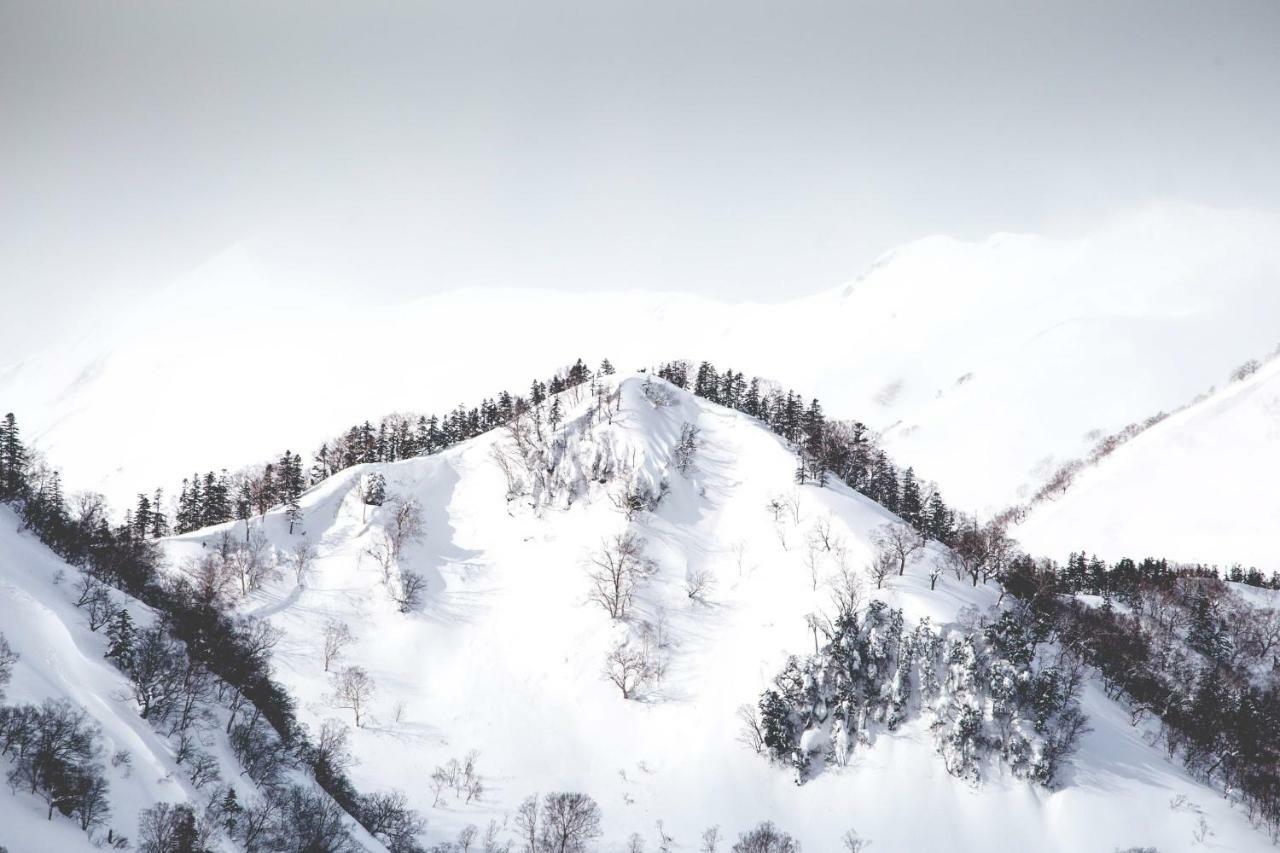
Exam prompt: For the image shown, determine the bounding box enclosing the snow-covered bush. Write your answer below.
[754,600,1088,787]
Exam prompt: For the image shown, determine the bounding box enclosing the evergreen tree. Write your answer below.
[132,493,152,540]
[0,412,27,499]
[149,489,168,538]
[899,469,923,527]
[221,787,242,836]
[599,358,615,376]
[105,609,136,672]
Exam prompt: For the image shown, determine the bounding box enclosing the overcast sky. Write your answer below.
[3,1,1279,360]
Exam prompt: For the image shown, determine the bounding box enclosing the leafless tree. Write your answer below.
[810,515,837,552]
[701,826,722,853]
[365,531,396,586]
[841,828,870,852]
[392,569,428,613]
[737,704,765,754]
[226,528,277,595]
[587,532,653,620]
[386,496,425,560]
[541,792,602,853]
[765,496,786,523]
[330,665,375,727]
[868,548,896,590]
[873,522,925,576]
[685,566,715,603]
[286,539,318,585]
[927,558,945,591]
[515,794,540,851]
[316,718,356,775]
[731,821,799,853]
[185,552,236,604]
[322,619,353,672]
[605,639,657,700]
[429,765,451,807]
[803,543,821,591]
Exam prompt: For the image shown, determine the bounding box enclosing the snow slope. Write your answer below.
[1015,352,1280,571]
[0,506,236,851]
[161,375,1270,851]
[5,203,1280,517]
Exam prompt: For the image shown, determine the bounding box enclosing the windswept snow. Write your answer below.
[5,204,1280,519]
[1015,351,1280,571]
[159,376,1271,851]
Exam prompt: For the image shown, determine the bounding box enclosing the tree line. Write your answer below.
[657,360,958,543]
[0,413,426,851]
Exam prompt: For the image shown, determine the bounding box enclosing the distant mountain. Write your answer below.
[1016,350,1280,571]
[5,204,1279,521]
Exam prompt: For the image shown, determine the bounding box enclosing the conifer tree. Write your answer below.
[105,609,137,672]
[0,412,27,499]
[899,468,923,527]
[132,493,152,540]
[149,488,168,538]
[221,788,242,835]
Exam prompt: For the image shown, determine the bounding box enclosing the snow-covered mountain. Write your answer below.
[1015,349,1280,571]
[137,376,1270,850]
[5,204,1280,519]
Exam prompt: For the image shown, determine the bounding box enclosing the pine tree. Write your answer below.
[149,489,168,538]
[221,788,242,835]
[133,493,152,540]
[899,469,923,527]
[0,412,27,499]
[105,609,137,672]
[599,358,615,376]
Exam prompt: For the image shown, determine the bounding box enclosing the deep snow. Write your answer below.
[149,375,1273,851]
[1016,351,1280,572]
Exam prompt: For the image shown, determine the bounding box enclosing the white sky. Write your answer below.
[2,1,1279,361]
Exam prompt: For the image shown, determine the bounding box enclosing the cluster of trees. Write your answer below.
[169,450,306,535]
[1002,555,1280,837]
[0,653,113,836]
[0,414,426,851]
[656,361,958,543]
[749,589,1088,788]
[1055,552,1280,596]
[309,359,604,482]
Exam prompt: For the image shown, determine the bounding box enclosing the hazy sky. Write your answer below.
[3,1,1279,359]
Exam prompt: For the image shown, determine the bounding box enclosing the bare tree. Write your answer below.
[874,523,925,576]
[365,531,396,586]
[810,515,837,552]
[227,528,277,595]
[701,826,722,853]
[732,821,799,853]
[685,566,715,603]
[515,795,540,851]
[927,558,945,591]
[330,665,375,727]
[841,829,870,852]
[605,639,657,700]
[286,540,318,586]
[386,496,425,560]
[392,570,428,613]
[868,548,896,590]
[322,619,353,672]
[736,704,765,754]
[765,496,786,523]
[587,532,653,620]
[541,792,602,853]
